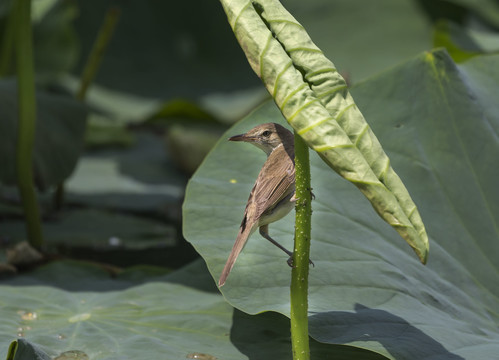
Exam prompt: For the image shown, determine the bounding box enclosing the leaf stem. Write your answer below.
[0,0,15,77]
[77,6,121,101]
[290,131,312,360]
[14,0,44,248]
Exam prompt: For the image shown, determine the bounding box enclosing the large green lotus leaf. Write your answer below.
[0,260,386,360]
[0,261,235,360]
[183,50,499,359]
[0,80,87,190]
[458,54,499,136]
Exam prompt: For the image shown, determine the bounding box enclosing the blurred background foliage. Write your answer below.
[0,0,498,291]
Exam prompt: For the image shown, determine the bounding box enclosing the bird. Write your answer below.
[218,122,312,287]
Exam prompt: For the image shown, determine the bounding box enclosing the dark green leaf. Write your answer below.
[0,80,87,190]
[32,0,80,75]
[7,338,50,360]
[433,20,499,62]
[1,208,175,249]
[145,98,218,124]
[0,0,79,76]
[441,0,499,27]
[71,0,260,98]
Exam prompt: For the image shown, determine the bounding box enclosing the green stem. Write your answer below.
[53,6,121,210]
[77,6,121,101]
[290,131,312,360]
[0,0,15,77]
[14,0,44,248]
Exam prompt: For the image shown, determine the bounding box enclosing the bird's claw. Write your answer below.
[308,187,316,200]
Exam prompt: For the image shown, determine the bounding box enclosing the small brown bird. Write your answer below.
[219,123,308,287]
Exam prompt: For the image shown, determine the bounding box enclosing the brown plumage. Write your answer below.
[218,123,297,287]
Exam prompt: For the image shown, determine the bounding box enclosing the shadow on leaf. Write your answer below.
[309,304,464,360]
[231,310,389,360]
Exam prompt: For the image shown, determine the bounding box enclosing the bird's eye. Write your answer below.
[262,130,271,137]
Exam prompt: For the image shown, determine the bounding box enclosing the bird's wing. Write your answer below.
[237,144,295,238]
[251,145,295,220]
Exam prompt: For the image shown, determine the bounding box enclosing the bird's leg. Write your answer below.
[259,225,314,268]
[259,225,293,257]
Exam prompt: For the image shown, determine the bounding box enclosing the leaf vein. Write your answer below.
[288,98,319,121]
[273,61,293,98]
[280,83,308,110]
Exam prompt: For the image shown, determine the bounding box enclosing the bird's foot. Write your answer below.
[308,187,315,200]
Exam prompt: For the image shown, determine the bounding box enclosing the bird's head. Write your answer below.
[228,123,293,156]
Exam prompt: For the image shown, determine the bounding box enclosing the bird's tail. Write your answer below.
[218,221,256,287]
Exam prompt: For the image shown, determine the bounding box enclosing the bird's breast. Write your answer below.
[258,191,296,226]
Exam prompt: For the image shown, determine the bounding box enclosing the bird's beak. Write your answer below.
[229,133,255,142]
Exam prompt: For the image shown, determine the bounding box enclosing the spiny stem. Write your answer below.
[290,131,312,360]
